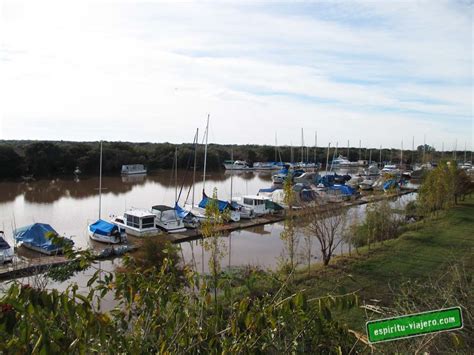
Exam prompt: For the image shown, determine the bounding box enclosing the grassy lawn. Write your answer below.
[293,195,474,331]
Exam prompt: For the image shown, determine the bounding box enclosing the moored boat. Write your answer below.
[151,205,187,233]
[121,164,147,175]
[88,219,126,244]
[111,209,161,237]
[14,223,74,255]
[223,160,253,170]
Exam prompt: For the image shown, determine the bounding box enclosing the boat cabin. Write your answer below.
[237,195,270,216]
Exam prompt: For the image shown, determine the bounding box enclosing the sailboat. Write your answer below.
[88,141,126,244]
[151,148,187,233]
[184,115,241,222]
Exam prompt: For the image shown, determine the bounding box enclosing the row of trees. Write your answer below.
[1,140,469,179]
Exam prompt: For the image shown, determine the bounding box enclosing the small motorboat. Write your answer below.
[14,223,74,255]
[111,209,162,237]
[88,219,126,244]
[151,205,187,233]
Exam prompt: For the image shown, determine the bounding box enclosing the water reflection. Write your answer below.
[0,169,416,269]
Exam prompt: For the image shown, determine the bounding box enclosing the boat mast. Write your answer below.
[379,145,382,167]
[401,140,403,168]
[202,114,209,193]
[192,128,199,207]
[301,128,304,163]
[98,141,102,220]
[325,142,331,174]
[330,142,338,172]
[230,147,233,201]
[314,131,317,163]
[174,147,178,203]
[347,140,349,159]
[274,132,277,162]
[359,140,361,161]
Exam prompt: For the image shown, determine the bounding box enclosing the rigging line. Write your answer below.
[182,130,199,205]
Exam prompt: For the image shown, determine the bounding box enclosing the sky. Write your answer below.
[0,0,472,150]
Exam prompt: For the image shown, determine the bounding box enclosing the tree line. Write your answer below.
[0,140,469,179]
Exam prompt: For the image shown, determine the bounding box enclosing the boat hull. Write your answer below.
[21,242,63,256]
[155,222,187,234]
[88,229,122,244]
[121,170,147,175]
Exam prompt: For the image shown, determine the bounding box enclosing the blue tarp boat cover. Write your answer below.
[258,187,280,194]
[276,168,289,175]
[198,192,235,212]
[175,203,190,219]
[89,219,118,236]
[14,223,73,252]
[329,184,355,196]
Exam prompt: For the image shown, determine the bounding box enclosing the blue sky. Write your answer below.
[0,0,472,150]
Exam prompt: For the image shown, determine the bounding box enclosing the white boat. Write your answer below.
[460,162,472,170]
[233,195,270,216]
[294,172,318,184]
[362,163,380,176]
[253,162,279,170]
[331,155,353,167]
[88,142,127,244]
[223,160,253,170]
[0,231,14,263]
[184,204,241,222]
[121,164,147,175]
[88,219,125,244]
[111,209,162,237]
[151,205,187,233]
[381,164,400,175]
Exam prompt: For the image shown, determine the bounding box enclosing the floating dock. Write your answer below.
[0,188,417,281]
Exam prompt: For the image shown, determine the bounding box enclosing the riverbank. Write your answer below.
[288,194,474,340]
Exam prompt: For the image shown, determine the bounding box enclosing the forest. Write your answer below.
[0,139,448,179]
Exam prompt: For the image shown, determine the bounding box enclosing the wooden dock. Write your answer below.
[0,188,417,281]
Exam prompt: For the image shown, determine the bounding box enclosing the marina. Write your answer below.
[0,174,417,281]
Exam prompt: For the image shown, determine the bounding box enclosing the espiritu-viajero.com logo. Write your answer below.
[366,307,463,344]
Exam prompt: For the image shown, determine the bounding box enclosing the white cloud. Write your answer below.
[0,0,472,149]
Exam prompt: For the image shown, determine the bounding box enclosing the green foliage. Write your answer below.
[0,145,25,178]
[417,161,473,215]
[353,200,401,247]
[280,174,299,273]
[0,249,363,353]
[2,139,464,179]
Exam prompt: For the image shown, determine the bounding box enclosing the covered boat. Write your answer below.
[88,219,125,244]
[175,203,200,229]
[198,192,240,222]
[14,223,73,255]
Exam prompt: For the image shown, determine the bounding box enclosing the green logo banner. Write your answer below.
[366,307,463,343]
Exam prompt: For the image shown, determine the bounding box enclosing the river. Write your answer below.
[0,169,416,277]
